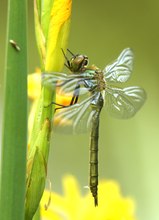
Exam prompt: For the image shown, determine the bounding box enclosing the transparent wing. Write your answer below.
[42,72,91,96]
[53,94,97,134]
[103,48,134,83]
[105,86,146,119]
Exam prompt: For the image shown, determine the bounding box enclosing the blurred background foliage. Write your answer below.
[0,1,159,220]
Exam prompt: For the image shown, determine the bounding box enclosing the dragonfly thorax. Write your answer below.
[94,70,106,92]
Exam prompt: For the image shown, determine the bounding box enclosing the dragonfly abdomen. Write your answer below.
[89,108,101,206]
[89,93,104,206]
[89,156,98,206]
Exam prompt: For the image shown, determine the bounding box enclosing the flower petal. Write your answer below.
[45,0,72,71]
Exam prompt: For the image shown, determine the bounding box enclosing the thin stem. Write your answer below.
[0,0,27,219]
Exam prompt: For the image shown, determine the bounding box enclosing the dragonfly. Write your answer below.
[42,48,146,206]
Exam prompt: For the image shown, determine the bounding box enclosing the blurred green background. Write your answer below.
[1,1,159,220]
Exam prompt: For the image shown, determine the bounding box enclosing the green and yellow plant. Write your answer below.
[25,0,72,219]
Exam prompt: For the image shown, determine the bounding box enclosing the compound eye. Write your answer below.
[84,57,89,66]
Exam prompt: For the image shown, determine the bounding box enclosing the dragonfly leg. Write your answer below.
[61,48,71,70]
[44,101,77,112]
[69,83,80,105]
[44,101,68,110]
[48,78,81,109]
[67,48,75,56]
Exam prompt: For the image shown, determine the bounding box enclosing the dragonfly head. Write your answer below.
[62,48,89,72]
[69,54,89,72]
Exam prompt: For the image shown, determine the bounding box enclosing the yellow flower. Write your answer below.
[28,71,73,107]
[34,0,72,71]
[28,70,73,104]
[45,0,72,72]
[40,175,136,220]
[28,69,41,100]
[28,71,73,137]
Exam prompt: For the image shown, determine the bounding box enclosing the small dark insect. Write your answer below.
[9,39,21,51]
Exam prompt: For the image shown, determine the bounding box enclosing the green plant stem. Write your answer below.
[0,0,27,219]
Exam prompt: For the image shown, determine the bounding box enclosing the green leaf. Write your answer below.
[41,0,54,39]
[25,119,51,219]
[0,0,27,220]
[33,207,40,220]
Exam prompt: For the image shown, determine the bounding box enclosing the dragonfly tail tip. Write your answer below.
[94,196,98,207]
